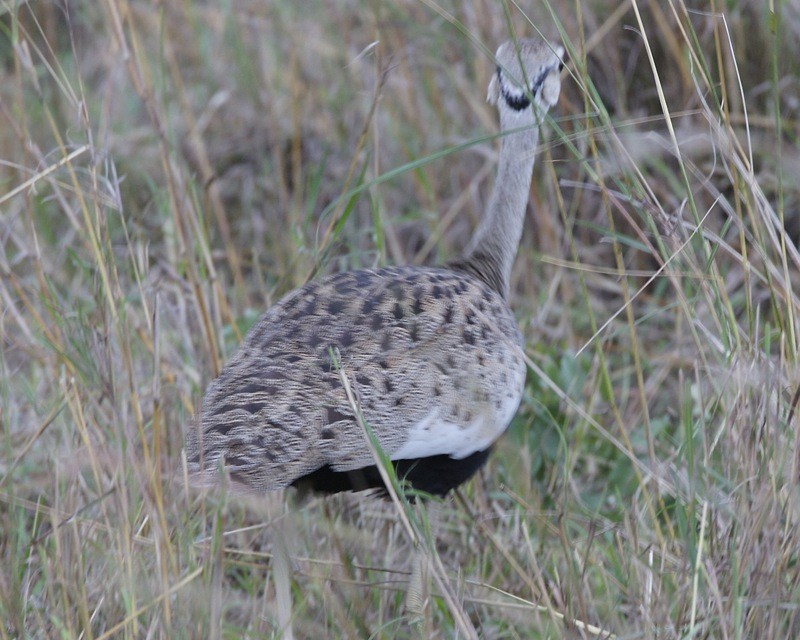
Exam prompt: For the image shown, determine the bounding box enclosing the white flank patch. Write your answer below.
[392,368,526,460]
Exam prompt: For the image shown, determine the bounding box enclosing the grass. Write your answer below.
[2,0,799,637]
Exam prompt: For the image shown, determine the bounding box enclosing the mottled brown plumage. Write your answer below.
[187,37,563,496]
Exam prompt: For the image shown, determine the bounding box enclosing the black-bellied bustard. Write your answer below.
[187,37,563,499]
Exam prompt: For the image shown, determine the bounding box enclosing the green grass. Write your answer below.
[2,0,800,637]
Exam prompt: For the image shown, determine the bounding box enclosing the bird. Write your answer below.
[186,37,563,498]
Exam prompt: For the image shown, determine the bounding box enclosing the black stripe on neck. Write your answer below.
[497,67,531,112]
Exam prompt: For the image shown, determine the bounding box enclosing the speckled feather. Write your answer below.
[187,265,525,491]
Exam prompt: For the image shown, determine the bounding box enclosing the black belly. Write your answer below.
[290,447,493,497]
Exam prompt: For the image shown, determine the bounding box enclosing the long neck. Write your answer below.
[460,123,540,298]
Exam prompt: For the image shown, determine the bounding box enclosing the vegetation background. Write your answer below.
[2,0,799,637]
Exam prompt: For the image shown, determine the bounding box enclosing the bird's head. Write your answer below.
[488,38,563,127]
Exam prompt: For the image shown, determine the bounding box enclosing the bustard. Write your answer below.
[187,38,563,497]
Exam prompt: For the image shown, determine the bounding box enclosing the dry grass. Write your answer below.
[2,0,800,637]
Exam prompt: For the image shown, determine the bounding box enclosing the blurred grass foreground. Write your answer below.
[2,0,800,637]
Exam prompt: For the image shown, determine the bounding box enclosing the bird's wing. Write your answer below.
[188,265,524,491]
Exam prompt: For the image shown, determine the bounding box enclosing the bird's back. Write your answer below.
[187,264,526,494]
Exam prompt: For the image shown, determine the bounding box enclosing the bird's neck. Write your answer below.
[459,124,539,298]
